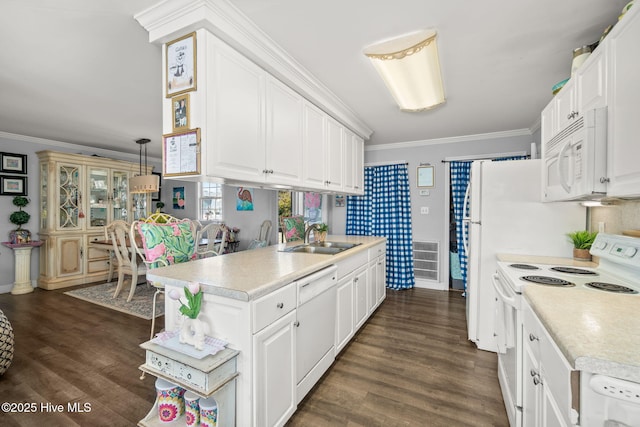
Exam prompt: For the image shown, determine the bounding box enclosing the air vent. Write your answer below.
[413,241,439,281]
[547,116,584,152]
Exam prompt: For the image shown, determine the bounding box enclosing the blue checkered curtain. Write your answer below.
[450,161,472,292]
[347,163,415,290]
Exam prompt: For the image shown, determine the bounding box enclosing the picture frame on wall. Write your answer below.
[165,32,197,98]
[163,128,201,177]
[172,93,190,132]
[0,175,28,196]
[151,172,162,202]
[0,152,27,174]
[417,165,435,188]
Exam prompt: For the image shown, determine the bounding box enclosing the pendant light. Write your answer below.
[364,29,445,112]
[129,138,159,193]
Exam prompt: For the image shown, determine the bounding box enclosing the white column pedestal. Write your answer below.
[2,241,43,295]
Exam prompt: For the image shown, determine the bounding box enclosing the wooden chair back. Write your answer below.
[194,221,227,258]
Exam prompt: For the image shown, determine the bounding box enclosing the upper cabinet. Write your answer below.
[605,7,640,197]
[164,31,364,195]
[540,7,640,198]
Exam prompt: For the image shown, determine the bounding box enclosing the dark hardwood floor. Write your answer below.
[0,285,507,426]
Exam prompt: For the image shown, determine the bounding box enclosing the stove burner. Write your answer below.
[550,266,597,275]
[509,264,540,270]
[585,282,638,294]
[520,275,576,287]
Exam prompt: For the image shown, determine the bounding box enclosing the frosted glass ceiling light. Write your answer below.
[129,138,159,193]
[364,29,445,112]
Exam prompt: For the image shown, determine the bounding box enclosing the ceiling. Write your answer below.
[0,0,628,158]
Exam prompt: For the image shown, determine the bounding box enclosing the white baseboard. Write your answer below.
[414,278,448,291]
[0,281,37,294]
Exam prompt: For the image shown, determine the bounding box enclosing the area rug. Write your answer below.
[64,282,164,320]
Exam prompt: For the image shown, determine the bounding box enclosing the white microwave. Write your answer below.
[542,108,607,202]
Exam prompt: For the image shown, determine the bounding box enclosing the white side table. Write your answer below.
[1,241,44,295]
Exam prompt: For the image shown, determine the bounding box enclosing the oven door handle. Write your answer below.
[492,273,517,308]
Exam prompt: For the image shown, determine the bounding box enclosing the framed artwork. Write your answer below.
[0,175,28,196]
[335,195,345,207]
[417,165,435,188]
[163,128,201,177]
[151,172,162,202]
[0,152,27,174]
[236,187,254,211]
[173,186,185,210]
[172,93,190,132]
[165,32,197,98]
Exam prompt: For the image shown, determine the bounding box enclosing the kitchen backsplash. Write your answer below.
[590,200,640,235]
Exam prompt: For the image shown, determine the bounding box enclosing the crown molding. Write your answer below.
[365,128,533,152]
[135,0,373,140]
[0,131,161,163]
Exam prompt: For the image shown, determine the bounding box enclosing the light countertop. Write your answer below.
[499,253,640,382]
[146,235,385,302]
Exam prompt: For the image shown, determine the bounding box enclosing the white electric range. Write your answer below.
[493,233,640,427]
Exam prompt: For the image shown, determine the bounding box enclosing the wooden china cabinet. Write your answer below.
[37,151,151,290]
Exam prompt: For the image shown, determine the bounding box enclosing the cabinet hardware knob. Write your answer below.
[533,375,542,386]
[600,177,610,183]
[529,333,539,342]
[530,369,537,377]
[294,321,300,327]
[276,302,284,309]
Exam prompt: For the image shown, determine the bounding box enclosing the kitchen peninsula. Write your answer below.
[146,235,387,426]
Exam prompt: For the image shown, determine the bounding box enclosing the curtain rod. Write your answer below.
[365,160,408,167]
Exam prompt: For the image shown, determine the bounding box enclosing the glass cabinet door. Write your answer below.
[58,164,81,229]
[88,167,109,228]
[112,171,129,222]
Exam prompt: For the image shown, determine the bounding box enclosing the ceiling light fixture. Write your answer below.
[129,138,159,193]
[364,29,445,112]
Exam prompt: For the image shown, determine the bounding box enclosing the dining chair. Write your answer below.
[280,215,305,242]
[194,221,227,258]
[131,215,198,340]
[107,220,147,302]
[248,219,272,249]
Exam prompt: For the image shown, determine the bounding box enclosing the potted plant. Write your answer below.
[315,223,328,243]
[567,230,598,260]
[9,196,31,244]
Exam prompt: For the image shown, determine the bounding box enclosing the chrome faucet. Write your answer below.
[304,224,319,244]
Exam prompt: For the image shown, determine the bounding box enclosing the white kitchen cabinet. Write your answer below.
[325,117,344,192]
[253,309,297,427]
[353,266,368,331]
[553,79,579,136]
[605,7,640,198]
[302,101,327,189]
[368,243,387,313]
[353,134,364,194]
[343,129,365,195]
[37,150,145,289]
[540,99,556,146]
[335,275,354,354]
[522,298,576,427]
[577,45,607,113]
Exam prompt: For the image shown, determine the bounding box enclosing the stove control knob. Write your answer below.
[623,247,637,258]
[593,241,607,250]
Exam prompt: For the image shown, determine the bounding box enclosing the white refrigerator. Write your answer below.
[464,159,585,352]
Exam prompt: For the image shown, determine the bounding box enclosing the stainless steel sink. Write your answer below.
[309,241,361,249]
[283,245,344,255]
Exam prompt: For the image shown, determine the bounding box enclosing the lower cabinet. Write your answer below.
[522,298,578,427]
[253,310,297,427]
[335,275,355,354]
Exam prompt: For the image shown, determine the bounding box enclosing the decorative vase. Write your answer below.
[9,229,31,244]
[316,231,327,243]
[573,248,591,261]
[179,316,206,351]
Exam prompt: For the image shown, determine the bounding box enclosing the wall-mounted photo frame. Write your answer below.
[0,175,28,196]
[417,165,435,188]
[163,128,201,177]
[151,172,162,202]
[172,93,190,132]
[0,152,27,174]
[166,32,197,98]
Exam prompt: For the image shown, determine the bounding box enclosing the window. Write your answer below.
[200,182,223,221]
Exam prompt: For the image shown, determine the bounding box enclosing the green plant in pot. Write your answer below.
[9,196,31,244]
[315,223,328,243]
[567,230,598,261]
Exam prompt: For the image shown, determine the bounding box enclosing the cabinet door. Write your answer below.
[554,79,578,133]
[265,77,303,186]
[88,167,109,229]
[57,163,82,231]
[577,46,607,112]
[375,255,386,305]
[540,99,556,146]
[253,310,296,427]
[541,385,568,427]
[353,135,364,194]
[56,235,84,277]
[111,170,130,222]
[335,275,354,353]
[522,343,541,427]
[354,267,368,329]
[210,40,265,182]
[343,129,356,193]
[606,9,640,197]
[367,260,378,313]
[302,102,326,190]
[325,117,344,191]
